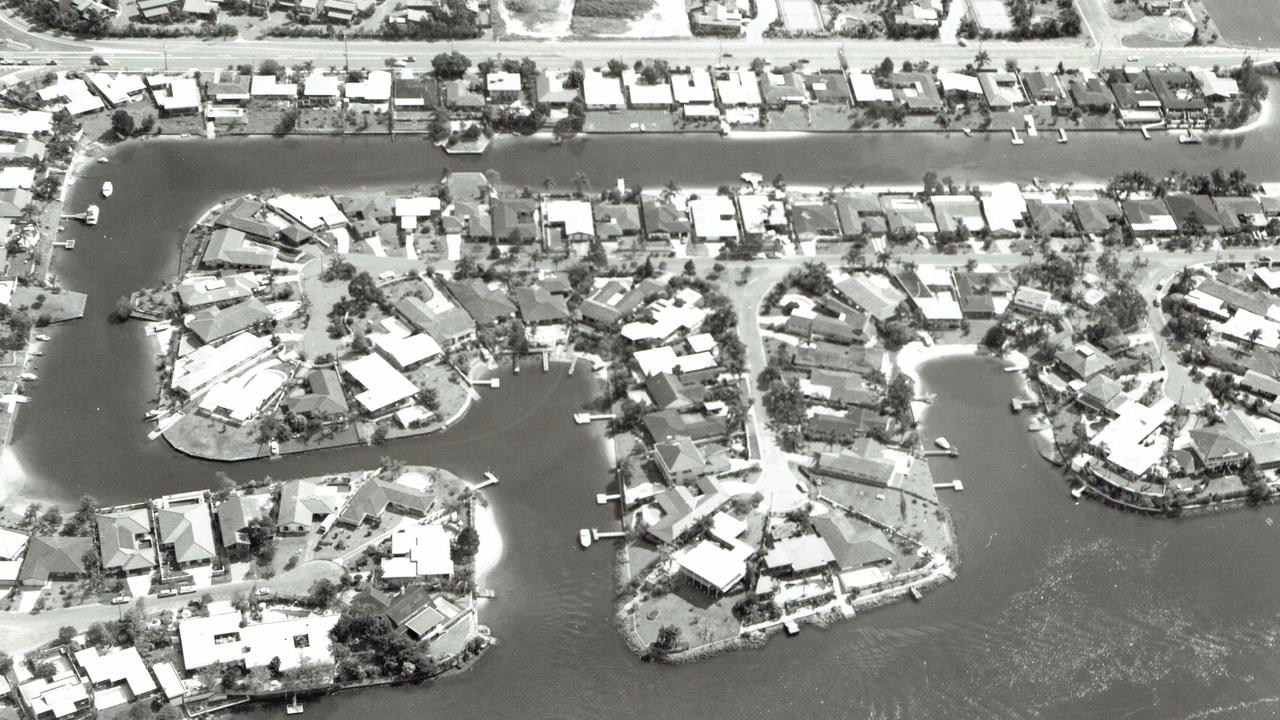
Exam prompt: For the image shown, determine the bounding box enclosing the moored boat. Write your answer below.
[101,181,113,198]
[578,528,592,548]
[935,437,951,451]
[84,205,99,225]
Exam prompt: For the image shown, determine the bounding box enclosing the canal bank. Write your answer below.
[12,134,1280,718]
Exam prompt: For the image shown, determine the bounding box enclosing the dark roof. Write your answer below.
[186,297,273,344]
[814,450,896,486]
[202,228,276,269]
[96,510,155,572]
[444,279,517,325]
[790,203,841,238]
[811,516,895,570]
[396,295,477,343]
[594,203,641,239]
[285,367,349,417]
[385,587,435,626]
[888,72,942,111]
[833,194,885,237]
[1164,193,1225,233]
[579,278,665,326]
[514,286,569,324]
[20,535,91,581]
[647,372,705,409]
[492,197,538,242]
[1072,198,1121,234]
[338,479,435,526]
[214,197,278,240]
[791,341,886,374]
[1189,427,1250,464]
[641,198,691,237]
[805,72,852,104]
[215,495,260,549]
[642,409,728,443]
[1025,199,1076,235]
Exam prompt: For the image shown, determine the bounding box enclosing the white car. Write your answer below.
[110,595,129,605]
[255,587,272,597]
[1126,55,1140,63]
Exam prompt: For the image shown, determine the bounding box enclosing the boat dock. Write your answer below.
[475,472,499,490]
[568,354,578,375]
[922,448,958,458]
[541,351,549,372]
[1057,128,1068,143]
[595,493,621,505]
[470,377,500,388]
[54,238,76,250]
[593,529,625,540]
[573,412,615,425]
[1010,127,1024,145]
[475,588,496,599]
[933,480,965,491]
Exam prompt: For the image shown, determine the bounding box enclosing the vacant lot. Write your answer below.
[573,0,653,18]
[1200,0,1280,45]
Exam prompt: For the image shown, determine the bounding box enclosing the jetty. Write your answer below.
[573,412,615,425]
[541,351,549,372]
[54,238,76,250]
[1057,128,1068,144]
[1011,397,1041,412]
[1010,127,1024,145]
[595,493,621,505]
[475,471,499,490]
[933,480,965,491]
[922,448,958,458]
[146,413,182,440]
[470,377,500,388]
[475,588,496,599]
[568,354,578,376]
[592,529,625,541]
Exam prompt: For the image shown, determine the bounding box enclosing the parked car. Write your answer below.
[255,587,272,597]
[111,595,129,605]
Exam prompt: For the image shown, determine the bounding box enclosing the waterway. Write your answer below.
[12,133,1280,718]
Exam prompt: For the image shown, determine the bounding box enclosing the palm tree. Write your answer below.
[974,50,991,70]
[542,177,556,190]
[876,251,891,268]
[571,172,591,197]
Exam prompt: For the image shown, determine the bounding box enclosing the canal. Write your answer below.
[11,129,1280,718]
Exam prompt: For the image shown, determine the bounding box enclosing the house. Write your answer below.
[176,273,259,310]
[343,353,419,414]
[671,69,716,105]
[811,515,895,571]
[622,69,674,108]
[805,71,852,105]
[641,197,692,241]
[583,69,625,109]
[654,435,708,483]
[96,508,155,576]
[1025,197,1077,236]
[392,75,439,110]
[302,72,342,105]
[346,70,393,106]
[800,369,878,408]
[1214,196,1266,234]
[215,494,263,561]
[179,607,339,672]
[155,494,217,568]
[445,278,517,326]
[978,70,1028,110]
[834,194,887,237]
[714,69,762,107]
[642,409,728,444]
[1191,68,1239,101]
[1144,68,1206,115]
[185,297,273,345]
[492,197,539,243]
[790,203,841,241]
[1123,197,1177,236]
[929,194,986,235]
[171,333,275,397]
[833,273,906,322]
[396,294,477,349]
[13,651,92,720]
[384,588,471,640]
[1188,427,1250,474]
[508,286,566,328]
[645,477,729,544]
[1072,197,1122,235]
[485,71,522,104]
[535,70,579,105]
[736,193,787,241]
[673,539,748,596]
[73,646,156,702]
[1056,342,1115,380]
[593,202,642,240]
[763,533,836,576]
[1069,77,1115,113]
[784,313,867,346]
[759,70,808,108]
[283,367,349,420]
[880,194,937,236]
[276,479,342,535]
[443,79,485,109]
[372,332,441,372]
[18,536,91,587]
[848,71,895,104]
[380,524,453,582]
[578,278,665,329]
[1164,193,1226,234]
[812,447,897,487]
[1021,70,1067,104]
[888,72,943,113]
[449,200,493,242]
[336,478,435,526]
[689,195,740,242]
[542,198,595,248]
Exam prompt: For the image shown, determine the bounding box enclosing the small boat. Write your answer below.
[143,409,162,421]
[910,587,923,602]
[578,529,592,548]
[784,620,800,636]
[84,205,99,225]
[1057,128,1068,144]
[19,373,36,381]
[1178,131,1202,144]
[935,437,952,451]
[101,181,113,198]
[1071,485,1086,499]
[34,334,50,342]
[286,695,303,715]
[962,128,972,137]
[96,157,109,164]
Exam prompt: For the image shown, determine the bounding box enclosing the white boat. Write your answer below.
[1178,131,1202,144]
[285,696,303,715]
[935,437,952,451]
[96,157,109,164]
[84,205,99,225]
[578,529,592,548]
[962,128,972,137]
[34,334,50,342]
[101,181,113,198]
[19,373,36,381]
[1057,128,1068,144]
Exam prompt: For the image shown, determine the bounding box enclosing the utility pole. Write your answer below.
[343,32,349,74]
[163,42,168,72]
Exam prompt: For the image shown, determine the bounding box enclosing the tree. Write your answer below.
[877,57,894,77]
[451,526,480,562]
[306,579,338,610]
[431,51,471,79]
[650,624,684,654]
[85,622,109,648]
[0,652,10,675]
[57,626,77,645]
[982,323,1009,354]
[973,50,991,69]
[111,110,134,138]
[61,495,98,536]
[258,59,283,77]
[683,259,697,276]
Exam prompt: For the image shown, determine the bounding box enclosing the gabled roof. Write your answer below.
[186,297,273,344]
[641,198,691,237]
[444,279,517,325]
[216,495,261,549]
[513,286,569,324]
[1188,427,1250,464]
[654,435,706,475]
[284,367,348,417]
[810,515,895,570]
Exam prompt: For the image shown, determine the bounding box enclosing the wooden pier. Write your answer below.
[568,354,578,375]
[474,471,499,490]
[595,493,621,505]
[541,351,549,372]
[592,529,625,541]
[922,448,958,458]
[471,377,500,388]
[573,412,615,425]
[933,480,964,491]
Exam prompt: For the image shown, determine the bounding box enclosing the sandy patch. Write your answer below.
[596,0,691,37]
[1208,88,1276,137]
[499,0,575,37]
[471,496,504,584]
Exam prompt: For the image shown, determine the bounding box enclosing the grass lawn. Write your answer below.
[165,412,266,461]
[631,583,742,649]
[12,287,86,323]
[504,0,562,24]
